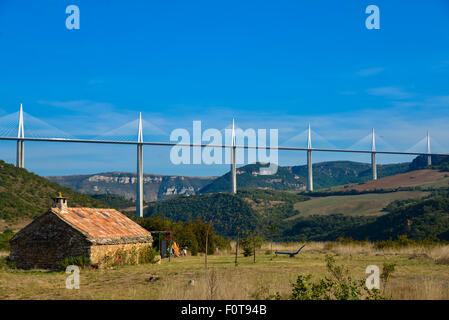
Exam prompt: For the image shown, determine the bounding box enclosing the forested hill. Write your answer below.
[411,155,449,171]
[200,161,411,193]
[0,160,109,221]
[348,190,449,241]
[291,161,410,189]
[199,163,304,194]
[144,192,261,237]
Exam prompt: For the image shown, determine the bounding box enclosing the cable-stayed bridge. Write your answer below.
[1,104,448,217]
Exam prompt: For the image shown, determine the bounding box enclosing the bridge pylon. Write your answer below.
[136,112,144,218]
[307,123,313,191]
[371,128,377,180]
[16,104,25,168]
[427,131,432,166]
[230,118,237,194]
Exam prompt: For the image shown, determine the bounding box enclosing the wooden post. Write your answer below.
[235,226,240,266]
[253,237,256,263]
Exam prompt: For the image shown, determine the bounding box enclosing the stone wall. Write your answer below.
[9,212,91,270]
[89,242,152,267]
[10,211,153,270]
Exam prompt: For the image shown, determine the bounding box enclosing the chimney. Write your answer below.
[52,192,68,213]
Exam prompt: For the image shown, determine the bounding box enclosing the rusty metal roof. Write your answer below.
[51,207,151,242]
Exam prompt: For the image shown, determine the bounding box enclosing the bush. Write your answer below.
[213,235,231,251]
[288,255,386,300]
[0,229,14,251]
[373,235,444,250]
[0,257,17,270]
[59,255,92,270]
[138,246,159,264]
[240,235,264,257]
[102,246,159,267]
[240,238,253,257]
[139,216,231,256]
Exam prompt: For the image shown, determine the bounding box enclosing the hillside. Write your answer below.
[45,160,415,199]
[410,154,449,171]
[291,161,411,189]
[144,166,449,241]
[348,190,449,241]
[0,160,109,222]
[199,163,304,193]
[339,169,449,192]
[199,161,411,194]
[144,192,261,237]
[289,190,429,218]
[280,189,449,242]
[47,172,216,201]
[90,194,136,210]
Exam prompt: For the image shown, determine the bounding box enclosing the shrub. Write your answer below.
[240,239,253,257]
[288,255,386,300]
[138,246,159,264]
[0,229,14,251]
[59,255,92,270]
[240,235,264,257]
[380,262,396,295]
[102,246,159,267]
[213,235,231,251]
[373,235,444,250]
[0,257,17,270]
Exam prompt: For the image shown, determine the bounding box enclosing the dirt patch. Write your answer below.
[341,169,448,192]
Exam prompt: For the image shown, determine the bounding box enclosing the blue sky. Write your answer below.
[0,0,448,176]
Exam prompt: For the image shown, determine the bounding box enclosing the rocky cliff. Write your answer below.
[46,172,216,201]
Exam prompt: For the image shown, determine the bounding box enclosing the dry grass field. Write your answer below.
[340,169,449,192]
[1,242,449,300]
[289,190,427,218]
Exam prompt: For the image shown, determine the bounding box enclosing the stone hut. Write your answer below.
[9,193,152,269]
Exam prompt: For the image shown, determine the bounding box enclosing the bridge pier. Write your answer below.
[137,143,143,217]
[306,124,313,191]
[16,140,24,168]
[307,150,313,191]
[371,128,377,180]
[230,119,237,194]
[16,104,25,168]
[136,113,144,218]
[371,152,377,180]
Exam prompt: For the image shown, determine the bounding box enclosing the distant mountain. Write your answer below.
[199,163,304,194]
[47,172,216,201]
[291,161,411,189]
[199,161,411,193]
[0,160,108,221]
[410,155,449,171]
[45,159,418,201]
